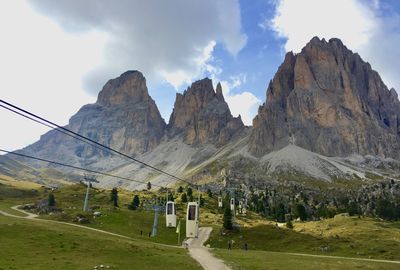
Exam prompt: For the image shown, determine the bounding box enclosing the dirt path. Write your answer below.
[186,227,232,270]
[10,205,39,218]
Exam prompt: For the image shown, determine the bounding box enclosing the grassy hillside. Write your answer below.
[0,182,190,245]
[0,215,201,270]
[207,215,400,261]
[2,179,400,269]
[213,249,400,270]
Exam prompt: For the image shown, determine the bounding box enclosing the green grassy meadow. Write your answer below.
[206,216,400,261]
[0,215,201,270]
[213,249,400,270]
[2,179,400,269]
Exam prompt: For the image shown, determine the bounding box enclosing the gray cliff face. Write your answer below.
[249,37,400,159]
[18,71,166,168]
[167,78,245,146]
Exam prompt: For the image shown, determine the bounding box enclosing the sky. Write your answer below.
[0,0,399,151]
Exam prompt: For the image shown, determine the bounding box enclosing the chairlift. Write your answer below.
[186,202,199,238]
[218,196,223,208]
[165,201,177,228]
[230,198,235,211]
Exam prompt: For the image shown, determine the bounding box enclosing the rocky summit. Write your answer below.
[168,78,245,146]
[14,71,166,170]
[249,37,400,159]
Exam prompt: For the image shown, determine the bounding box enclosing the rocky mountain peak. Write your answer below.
[168,78,244,145]
[215,82,225,101]
[97,70,150,107]
[390,88,398,101]
[18,70,166,170]
[250,37,400,159]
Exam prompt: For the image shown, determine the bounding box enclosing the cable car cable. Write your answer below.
[0,99,194,186]
[0,149,164,188]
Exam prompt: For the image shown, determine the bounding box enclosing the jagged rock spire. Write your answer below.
[168,78,244,145]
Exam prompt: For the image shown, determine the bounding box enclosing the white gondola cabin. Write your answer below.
[166,201,177,228]
[230,198,235,211]
[186,202,199,238]
[218,196,223,208]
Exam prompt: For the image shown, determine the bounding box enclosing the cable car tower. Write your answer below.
[82,174,99,212]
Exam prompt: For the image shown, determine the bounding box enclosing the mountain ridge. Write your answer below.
[3,37,400,189]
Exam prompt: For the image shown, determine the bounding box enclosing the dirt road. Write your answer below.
[186,227,231,270]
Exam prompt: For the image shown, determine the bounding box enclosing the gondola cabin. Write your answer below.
[218,196,223,208]
[186,202,199,238]
[230,198,235,211]
[166,201,177,227]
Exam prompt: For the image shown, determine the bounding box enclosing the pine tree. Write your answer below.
[207,189,213,198]
[295,203,307,221]
[275,203,286,222]
[147,182,152,190]
[181,193,188,203]
[376,198,395,220]
[177,186,183,193]
[133,195,140,207]
[110,188,119,207]
[200,195,205,207]
[223,206,233,230]
[187,187,193,197]
[48,193,56,207]
[129,195,140,210]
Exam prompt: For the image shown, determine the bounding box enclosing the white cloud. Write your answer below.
[0,0,248,151]
[268,0,400,91]
[270,0,375,53]
[217,75,261,126]
[29,0,247,91]
[0,0,103,151]
[162,40,218,89]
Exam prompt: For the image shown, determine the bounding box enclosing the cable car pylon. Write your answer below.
[82,174,99,212]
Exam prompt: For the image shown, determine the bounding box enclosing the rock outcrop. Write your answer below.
[249,37,400,159]
[17,71,166,169]
[168,78,244,145]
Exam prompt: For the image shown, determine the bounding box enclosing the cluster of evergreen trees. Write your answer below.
[247,186,400,222]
